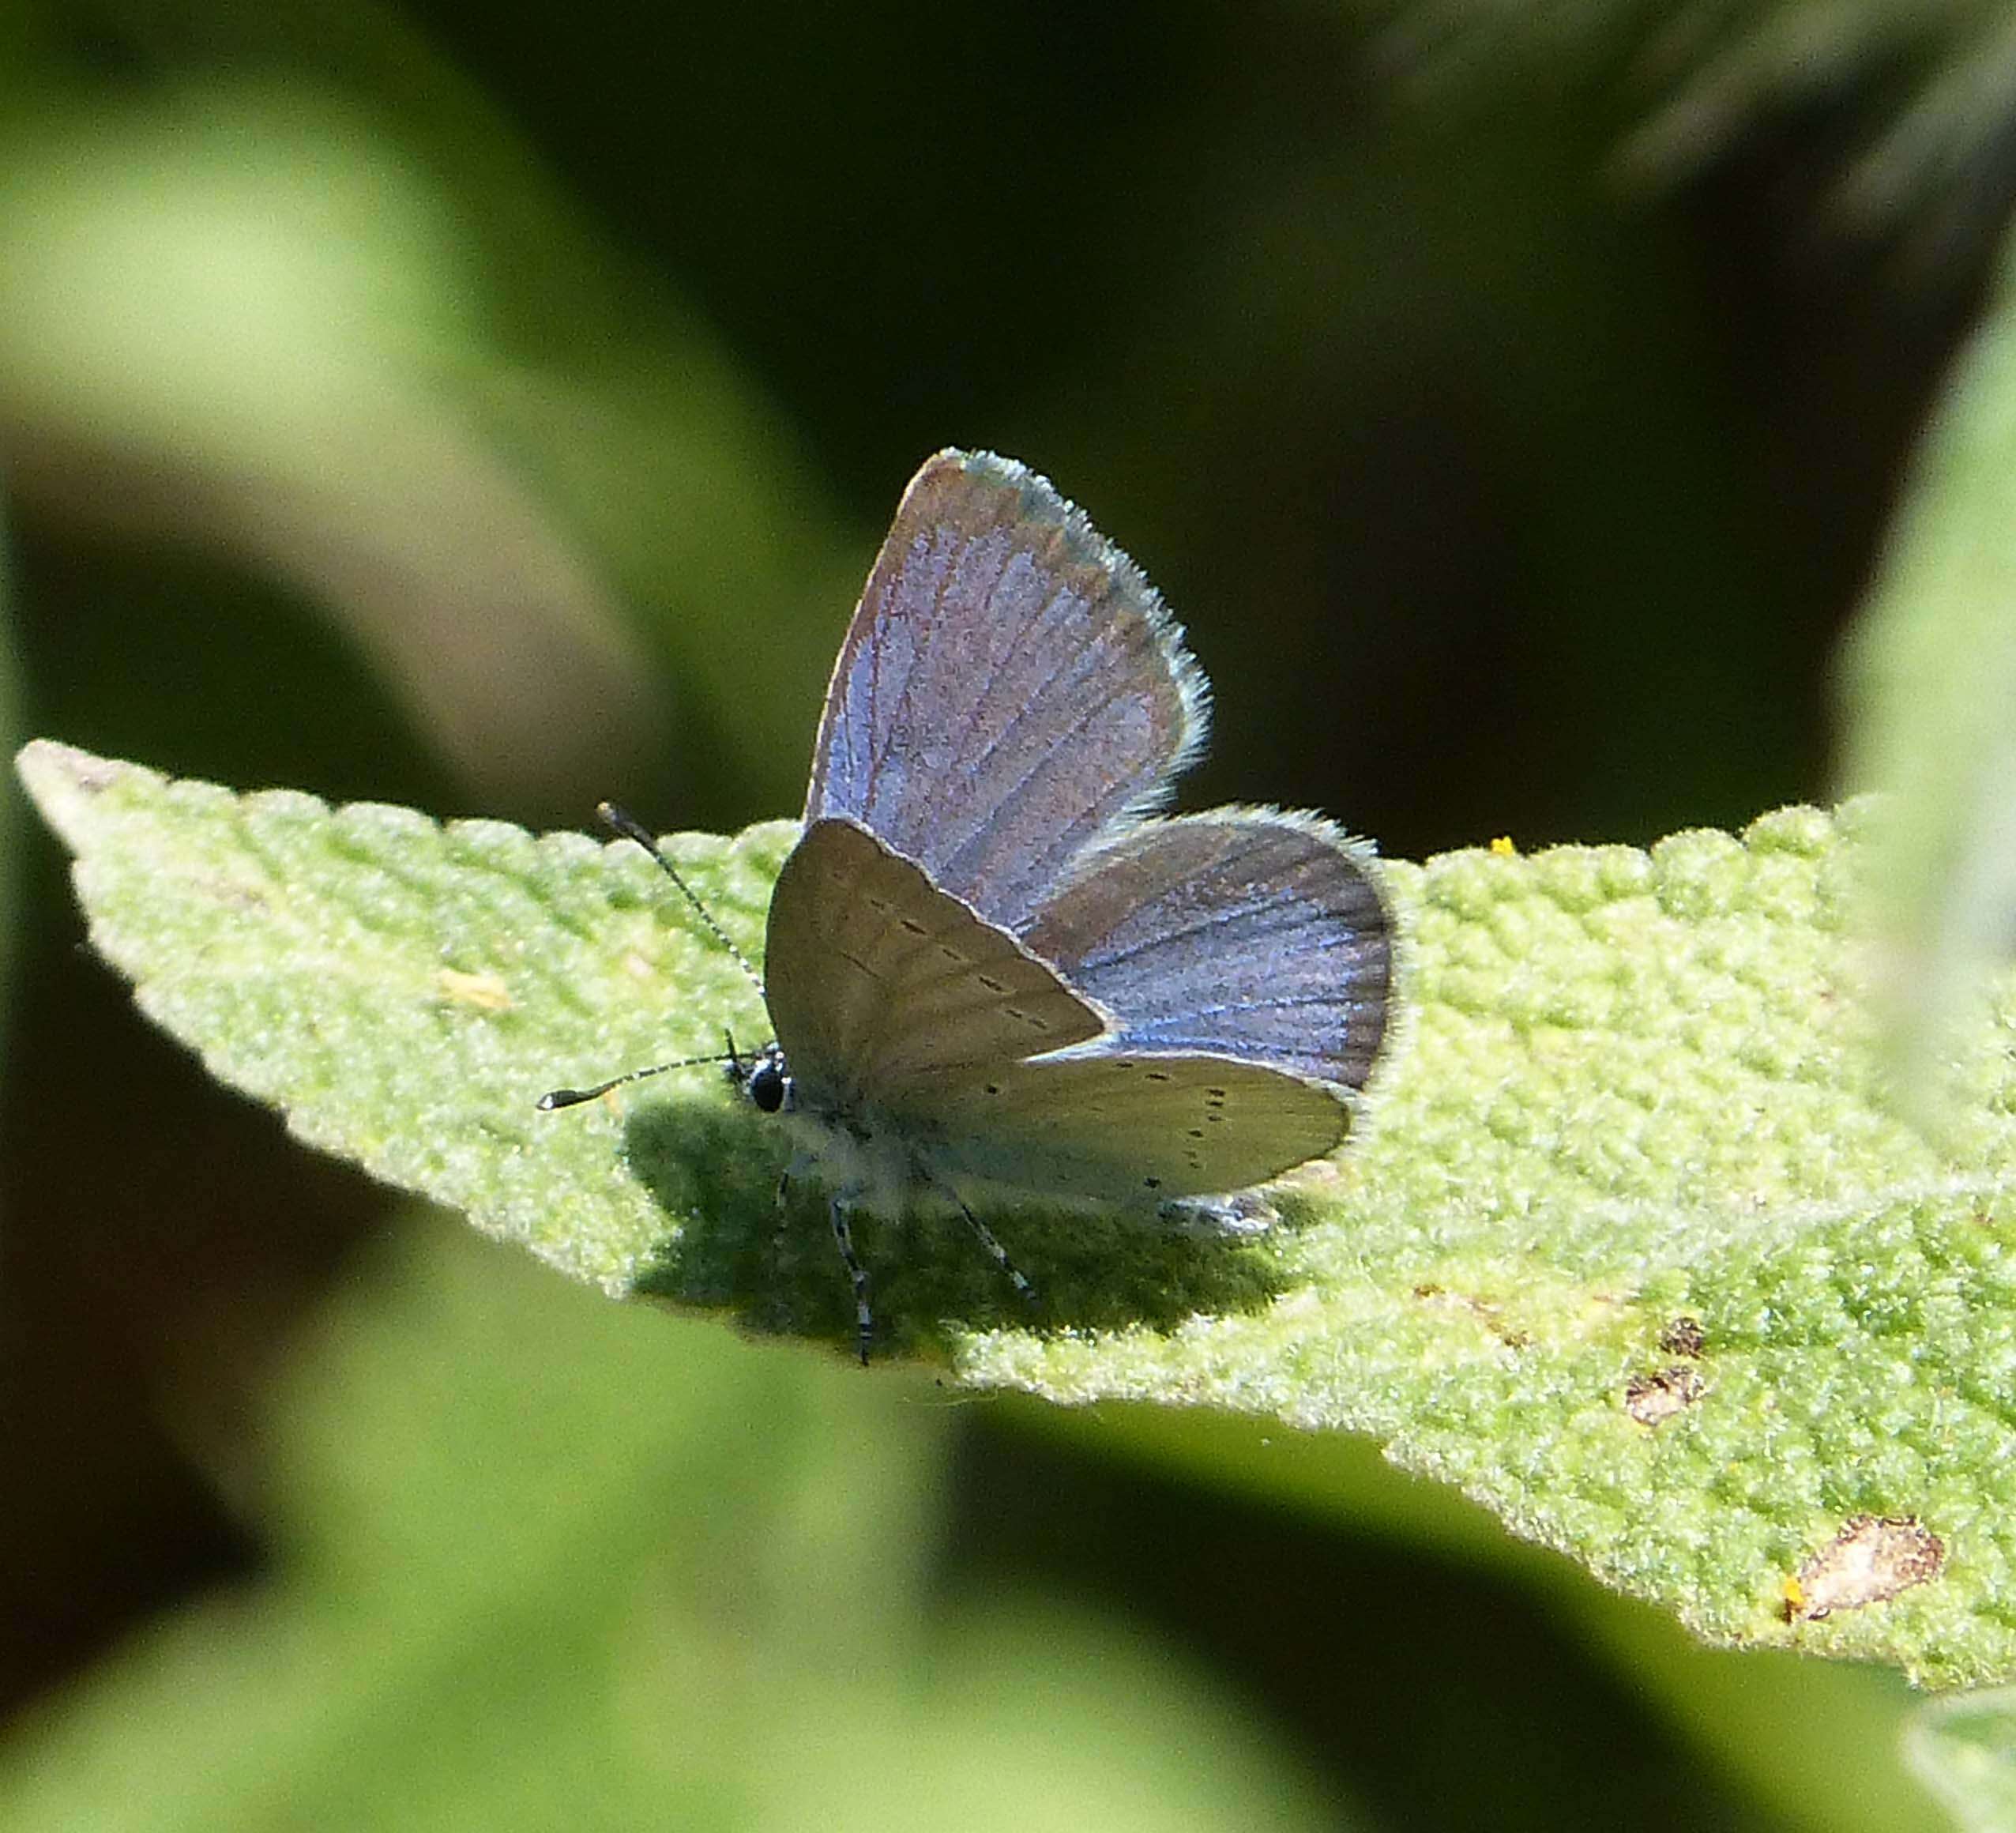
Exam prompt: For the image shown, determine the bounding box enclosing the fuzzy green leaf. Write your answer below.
[21,736,2016,1686]
[1836,235,2016,1144]
[0,1215,1345,1833]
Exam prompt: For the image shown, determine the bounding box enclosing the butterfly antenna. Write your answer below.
[597,801,763,990]
[538,1047,738,1111]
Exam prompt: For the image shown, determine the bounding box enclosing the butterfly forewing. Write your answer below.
[807,450,1205,933]
[762,819,1106,1108]
[1021,812,1393,1090]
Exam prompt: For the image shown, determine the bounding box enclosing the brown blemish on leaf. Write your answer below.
[1788,1515,1945,1621]
[1657,1315,1706,1357]
[1624,1365,1706,1425]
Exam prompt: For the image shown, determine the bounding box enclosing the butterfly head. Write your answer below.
[730,1039,795,1115]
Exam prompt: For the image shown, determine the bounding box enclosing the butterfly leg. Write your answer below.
[764,1159,822,1341]
[771,1166,795,1259]
[951,1195,1039,1313]
[827,1196,875,1365]
[770,1152,817,1256]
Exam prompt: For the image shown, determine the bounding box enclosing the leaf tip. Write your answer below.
[15,740,152,850]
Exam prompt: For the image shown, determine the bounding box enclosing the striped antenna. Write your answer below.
[537,1044,739,1111]
[595,803,762,989]
[536,799,763,1114]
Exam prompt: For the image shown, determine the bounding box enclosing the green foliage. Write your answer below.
[14,8,2016,1825]
[1396,0,2016,236]
[1839,231,2016,1132]
[24,737,2016,1691]
[0,1216,1345,1832]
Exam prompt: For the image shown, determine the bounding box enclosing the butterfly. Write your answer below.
[543,450,1394,1359]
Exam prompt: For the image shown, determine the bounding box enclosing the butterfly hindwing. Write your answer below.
[919,1051,1350,1203]
[1019,811,1393,1091]
[806,450,1205,933]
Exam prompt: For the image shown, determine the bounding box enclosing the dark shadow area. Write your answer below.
[943,1414,1777,1833]
[621,1095,1289,1360]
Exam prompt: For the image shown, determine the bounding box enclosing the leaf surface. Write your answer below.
[23,736,2016,1685]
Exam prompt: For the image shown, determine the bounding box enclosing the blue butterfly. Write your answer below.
[545,450,1394,1358]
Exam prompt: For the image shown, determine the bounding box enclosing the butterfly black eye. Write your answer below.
[747,1060,788,1113]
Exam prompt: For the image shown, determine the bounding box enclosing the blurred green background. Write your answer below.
[1,2,2005,1827]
